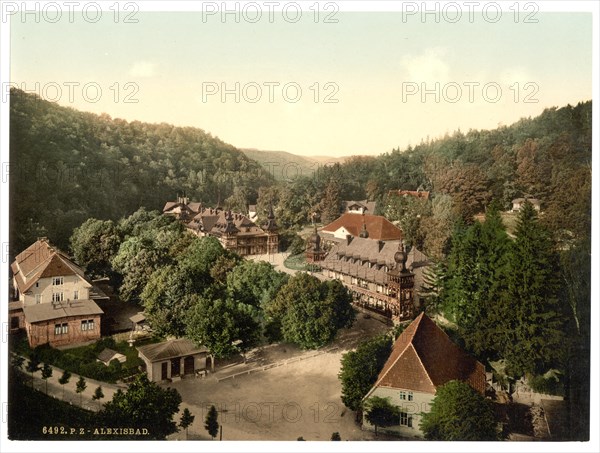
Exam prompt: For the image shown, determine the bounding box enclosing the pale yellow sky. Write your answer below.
[10,9,593,157]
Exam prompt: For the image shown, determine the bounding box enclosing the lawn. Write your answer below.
[11,332,160,384]
[284,253,321,272]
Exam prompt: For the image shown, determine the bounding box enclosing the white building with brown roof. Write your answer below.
[362,313,486,438]
[10,238,107,347]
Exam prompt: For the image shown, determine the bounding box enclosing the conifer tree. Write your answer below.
[443,203,511,360]
[204,405,219,440]
[500,201,565,376]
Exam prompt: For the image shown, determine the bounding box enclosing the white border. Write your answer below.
[0,1,598,453]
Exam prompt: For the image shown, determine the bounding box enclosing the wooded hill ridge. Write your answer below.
[9,88,591,256]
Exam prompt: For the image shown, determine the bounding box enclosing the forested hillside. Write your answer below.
[254,100,591,255]
[9,89,274,252]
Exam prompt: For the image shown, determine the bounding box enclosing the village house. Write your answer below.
[344,200,377,215]
[10,238,108,348]
[163,196,278,256]
[137,338,210,382]
[362,312,486,438]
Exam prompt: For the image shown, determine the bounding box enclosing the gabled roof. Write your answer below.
[322,213,402,241]
[369,312,485,396]
[97,348,126,364]
[11,239,90,293]
[22,299,104,324]
[137,338,208,362]
[345,200,377,213]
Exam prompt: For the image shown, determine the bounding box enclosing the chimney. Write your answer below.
[346,234,353,245]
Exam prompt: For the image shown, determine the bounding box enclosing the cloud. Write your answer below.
[401,48,451,83]
[129,61,157,78]
[498,67,537,86]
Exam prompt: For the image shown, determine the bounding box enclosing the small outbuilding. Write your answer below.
[137,338,210,382]
[97,348,127,366]
[129,312,149,331]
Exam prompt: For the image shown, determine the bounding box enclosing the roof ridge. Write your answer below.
[371,313,426,388]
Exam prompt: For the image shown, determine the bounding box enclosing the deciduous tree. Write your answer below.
[420,380,498,440]
[101,374,182,440]
[338,334,392,411]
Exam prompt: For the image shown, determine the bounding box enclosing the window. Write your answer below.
[35,294,42,304]
[35,282,39,288]
[54,323,68,335]
[81,319,95,331]
[52,277,64,286]
[400,411,413,428]
[408,391,413,401]
[399,391,406,400]
[52,292,64,303]
[73,290,79,300]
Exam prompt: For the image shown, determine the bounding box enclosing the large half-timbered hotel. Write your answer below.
[317,213,430,323]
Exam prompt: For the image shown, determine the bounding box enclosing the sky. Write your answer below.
[8,3,595,157]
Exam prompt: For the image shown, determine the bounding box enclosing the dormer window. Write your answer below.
[52,277,64,286]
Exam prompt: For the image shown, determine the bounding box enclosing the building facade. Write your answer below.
[137,338,209,382]
[362,313,486,438]
[320,235,429,323]
[163,197,279,256]
[10,238,107,347]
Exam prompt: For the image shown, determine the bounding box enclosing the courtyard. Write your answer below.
[167,313,392,441]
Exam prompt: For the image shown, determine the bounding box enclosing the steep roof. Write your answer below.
[370,313,485,395]
[22,299,104,324]
[11,239,90,293]
[137,338,208,362]
[322,213,402,241]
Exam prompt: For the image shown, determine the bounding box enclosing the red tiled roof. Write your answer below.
[321,213,402,241]
[372,312,486,395]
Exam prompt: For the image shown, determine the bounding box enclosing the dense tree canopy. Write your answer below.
[101,374,182,440]
[338,334,392,411]
[186,296,261,358]
[10,89,274,253]
[420,380,498,440]
[267,273,355,349]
